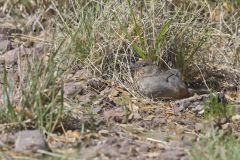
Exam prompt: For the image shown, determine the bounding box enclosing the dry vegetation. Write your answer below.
[0,0,240,159]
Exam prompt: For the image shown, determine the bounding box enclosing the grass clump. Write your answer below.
[0,66,17,122]
[203,93,236,121]
[191,93,238,160]
[190,130,240,160]
[118,0,179,62]
[0,45,65,133]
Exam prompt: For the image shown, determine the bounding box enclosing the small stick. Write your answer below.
[37,150,64,158]
[146,137,168,145]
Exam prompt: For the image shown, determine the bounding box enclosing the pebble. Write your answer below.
[14,130,50,153]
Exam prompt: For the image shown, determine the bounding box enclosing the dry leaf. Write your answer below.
[110,88,120,97]
[223,2,234,13]
[128,102,141,120]
[65,130,81,139]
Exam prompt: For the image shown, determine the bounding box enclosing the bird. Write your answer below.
[131,61,208,99]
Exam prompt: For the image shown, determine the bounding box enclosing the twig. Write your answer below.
[146,137,168,145]
[37,150,64,158]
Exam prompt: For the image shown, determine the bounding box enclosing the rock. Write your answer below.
[14,130,50,153]
[63,82,84,97]
[0,46,31,65]
[172,94,209,112]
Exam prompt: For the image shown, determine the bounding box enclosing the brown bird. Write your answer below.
[132,61,208,99]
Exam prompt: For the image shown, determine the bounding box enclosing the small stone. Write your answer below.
[63,82,84,97]
[14,130,50,153]
[0,46,31,65]
[182,100,191,108]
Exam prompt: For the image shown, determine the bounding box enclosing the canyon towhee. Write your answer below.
[132,61,206,99]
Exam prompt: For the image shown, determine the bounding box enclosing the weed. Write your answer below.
[0,43,65,133]
[203,93,235,121]
[190,129,240,160]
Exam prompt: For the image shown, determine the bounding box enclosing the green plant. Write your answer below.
[51,0,101,62]
[21,43,64,132]
[190,130,240,160]
[203,93,235,120]
[113,0,210,77]
[0,42,65,133]
[117,0,178,63]
[0,66,17,122]
[225,0,240,5]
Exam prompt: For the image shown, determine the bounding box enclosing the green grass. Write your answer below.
[0,66,17,122]
[114,0,209,73]
[0,42,65,133]
[190,93,238,160]
[190,130,240,160]
[203,93,236,121]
